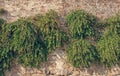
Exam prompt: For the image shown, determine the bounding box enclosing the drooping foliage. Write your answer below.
[0,18,6,76]
[97,15,120,67]
[97,34,119,67]
[31,10,69,52]
[0,19,47,75]
[0,9,120,76]
[0,18,6,32]
[67,39,98,68]
[0,18,6,39]
[105,14,120,37]
[66,10,97,39]
[0,18,5,26]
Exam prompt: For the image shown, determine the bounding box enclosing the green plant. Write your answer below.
[105,14,120,37]
[97,30,119,67]
[66,10,97,39]
[67,39,98,68]
[97,15,120,67]
[97,36,119,67]
[31,10,69,52]
[0,18,5,31]
[0,19,47,75]
[0,18,12,76]
[0,18,5,26]
[0,18,6,40]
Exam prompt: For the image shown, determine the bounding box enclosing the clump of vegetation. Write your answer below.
[0,18,5,26]
[66,10,97,39]
[0,19,6,76]
[31,10,69,52]
[105,14,120,37]
[67,39,98,68]
[0,19,47,75]
[0,18,5,31]
[97,15,120,67]
[97,34,119,67]
[0,9,120,76]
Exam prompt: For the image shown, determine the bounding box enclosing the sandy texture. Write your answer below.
[1,0,120,22]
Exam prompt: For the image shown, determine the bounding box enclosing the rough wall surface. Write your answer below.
[1,0,120,76]
[5,48,120,76]
[1,0,120,22]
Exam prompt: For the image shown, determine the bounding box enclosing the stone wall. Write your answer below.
[1,0,120,76]
[5,48,120,76]
[1,0,120,22]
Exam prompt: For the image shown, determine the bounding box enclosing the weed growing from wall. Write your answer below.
[66,10,97,39]
[31,10,69,52]
[97,15,120,67]
[0,19,47,75]
[67,39,98,67]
